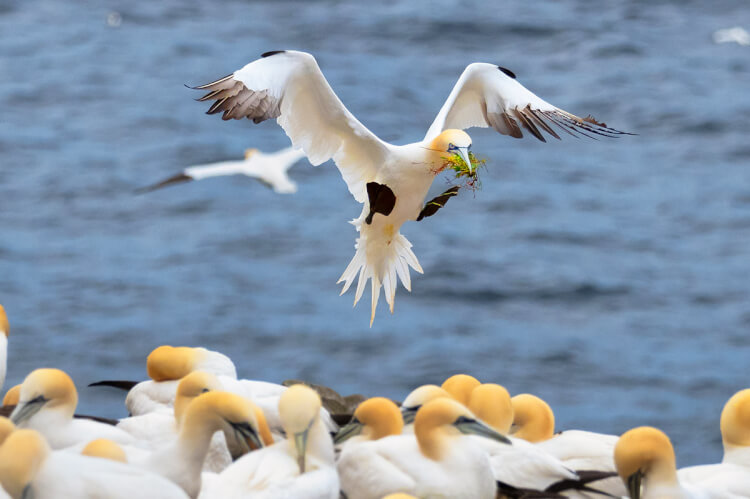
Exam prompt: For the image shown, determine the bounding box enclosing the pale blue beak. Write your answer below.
[458,147,472,173]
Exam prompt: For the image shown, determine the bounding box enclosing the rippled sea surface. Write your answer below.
[1,0,749,465]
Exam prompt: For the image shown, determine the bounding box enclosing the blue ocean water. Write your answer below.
[1,0,749,465]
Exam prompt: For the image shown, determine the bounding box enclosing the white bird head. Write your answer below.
[614,426,677,499]
[400,385,452,425]
[429,129,473,172]
[173,371,223,426]
[244,148,259,160]
[278,384,322,473]
[11,368,78,425]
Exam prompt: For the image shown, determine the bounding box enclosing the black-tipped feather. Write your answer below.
[135,173,193,194]
[88,380,139,391]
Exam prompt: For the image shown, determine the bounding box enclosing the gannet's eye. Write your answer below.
[447,143,457,151]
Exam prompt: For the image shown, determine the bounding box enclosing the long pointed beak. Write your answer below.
[231,421,263,452]
[626,471,642,499]
[293,429,310,473]
[458,147,473,173]
[401,406,419,425]
[333,420,363,444]
[10,396,47,425]
[454,416,511,445]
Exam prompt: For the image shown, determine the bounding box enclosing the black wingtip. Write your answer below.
[498,66,517,79]
[88,380,139,391]
[261,50,286,58]
[135,172,193,194]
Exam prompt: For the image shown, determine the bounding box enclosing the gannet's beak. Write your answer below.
[294,428,310,473]
[454,415,511,445]
[230,421,263,451]
[333,418,363,444]
[626,471,642,499]
[10,395,47,425]
[401,406,419,425]
[458,147,472,173]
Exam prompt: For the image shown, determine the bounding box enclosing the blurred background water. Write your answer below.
[1,0,749,465]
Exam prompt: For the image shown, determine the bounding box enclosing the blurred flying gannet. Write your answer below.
[712,27,750,46]
[139,146,306,194]
[0,429,189,499]
[10,368,135,449]
[192,50,630,325]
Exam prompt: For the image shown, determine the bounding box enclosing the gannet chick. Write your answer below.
[0,429,188,499]
[129,391,262,498]
[140,146,306,194]
[511,393,624,496]
[614,426,744,499]
[0,305,9,391]
[193,50,631,325]
[441,374,481,406]
[1,385,19,406]
[400,385,452,427]
[334,397,403,448]
[338,397,509,499]
[200,384,338,499]
[10,368,134,449]
[677,389,750,492]
[81,439,128,463]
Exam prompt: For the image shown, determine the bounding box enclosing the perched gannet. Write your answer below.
[511,393,624,496]
[441,374,481,407]
[338,397,509,499]
[1,385,19,406]
[334,397,403,447]
[139,146,306,194]
[200,384,338,499]
[615,426,746,499]
[10,368,134,449]
[0,306,8,390]
[81,438,128,463]
[399,384,453,427]
[678,389,750,489]
[193,50,629,324]
[468,383,513,433]
[130,391,263,499]
[0,429,188,499]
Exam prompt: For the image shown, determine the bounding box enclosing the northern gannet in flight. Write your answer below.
[192,50,631,324]
[139,146,305,194]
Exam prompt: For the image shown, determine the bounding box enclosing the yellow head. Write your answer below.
[0,417,15,446]
[614,426,678,497]
[3,384,21,406]
[468,383,513,434]
[146,345,199,381]
[401,385,452,425]
[0,305,8,338]
[180,391,262,452]
[428,129,473,171]
[81,438,127,463]
[510,393,555,442]
[721,388,750,448]
[244,148,259,160]
[334,397,403,444]
[0,429,49,499]
[441,374,481,406]
[414,397,510,461]
[11,368,78,425]
[382,495,418,499]
[278,384,322,473]
[173,371,223,425]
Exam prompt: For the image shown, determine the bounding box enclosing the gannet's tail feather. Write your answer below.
[338,224,423,326]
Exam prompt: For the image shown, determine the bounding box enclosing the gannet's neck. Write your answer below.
[0,335,7,390]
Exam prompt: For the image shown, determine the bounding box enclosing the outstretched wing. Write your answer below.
[424,63,631,142]
[193,50,389,203]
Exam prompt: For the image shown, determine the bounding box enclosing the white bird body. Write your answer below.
[193,50,628,324]
[27,412,135,450]
[536,429,618,471]
[0,430,188,499]
[678,462,750,495]
[143,146,306,194]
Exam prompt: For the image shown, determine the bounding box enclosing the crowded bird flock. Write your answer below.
[2,50,743,498]
[0,307,749,498]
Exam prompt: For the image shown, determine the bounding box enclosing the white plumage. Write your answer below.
[193,50,629,324]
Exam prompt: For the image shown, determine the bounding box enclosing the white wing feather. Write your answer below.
[194,51,389,203]
[424,63,630,142]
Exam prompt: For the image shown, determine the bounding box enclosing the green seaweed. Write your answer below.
[441,152,486,190]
